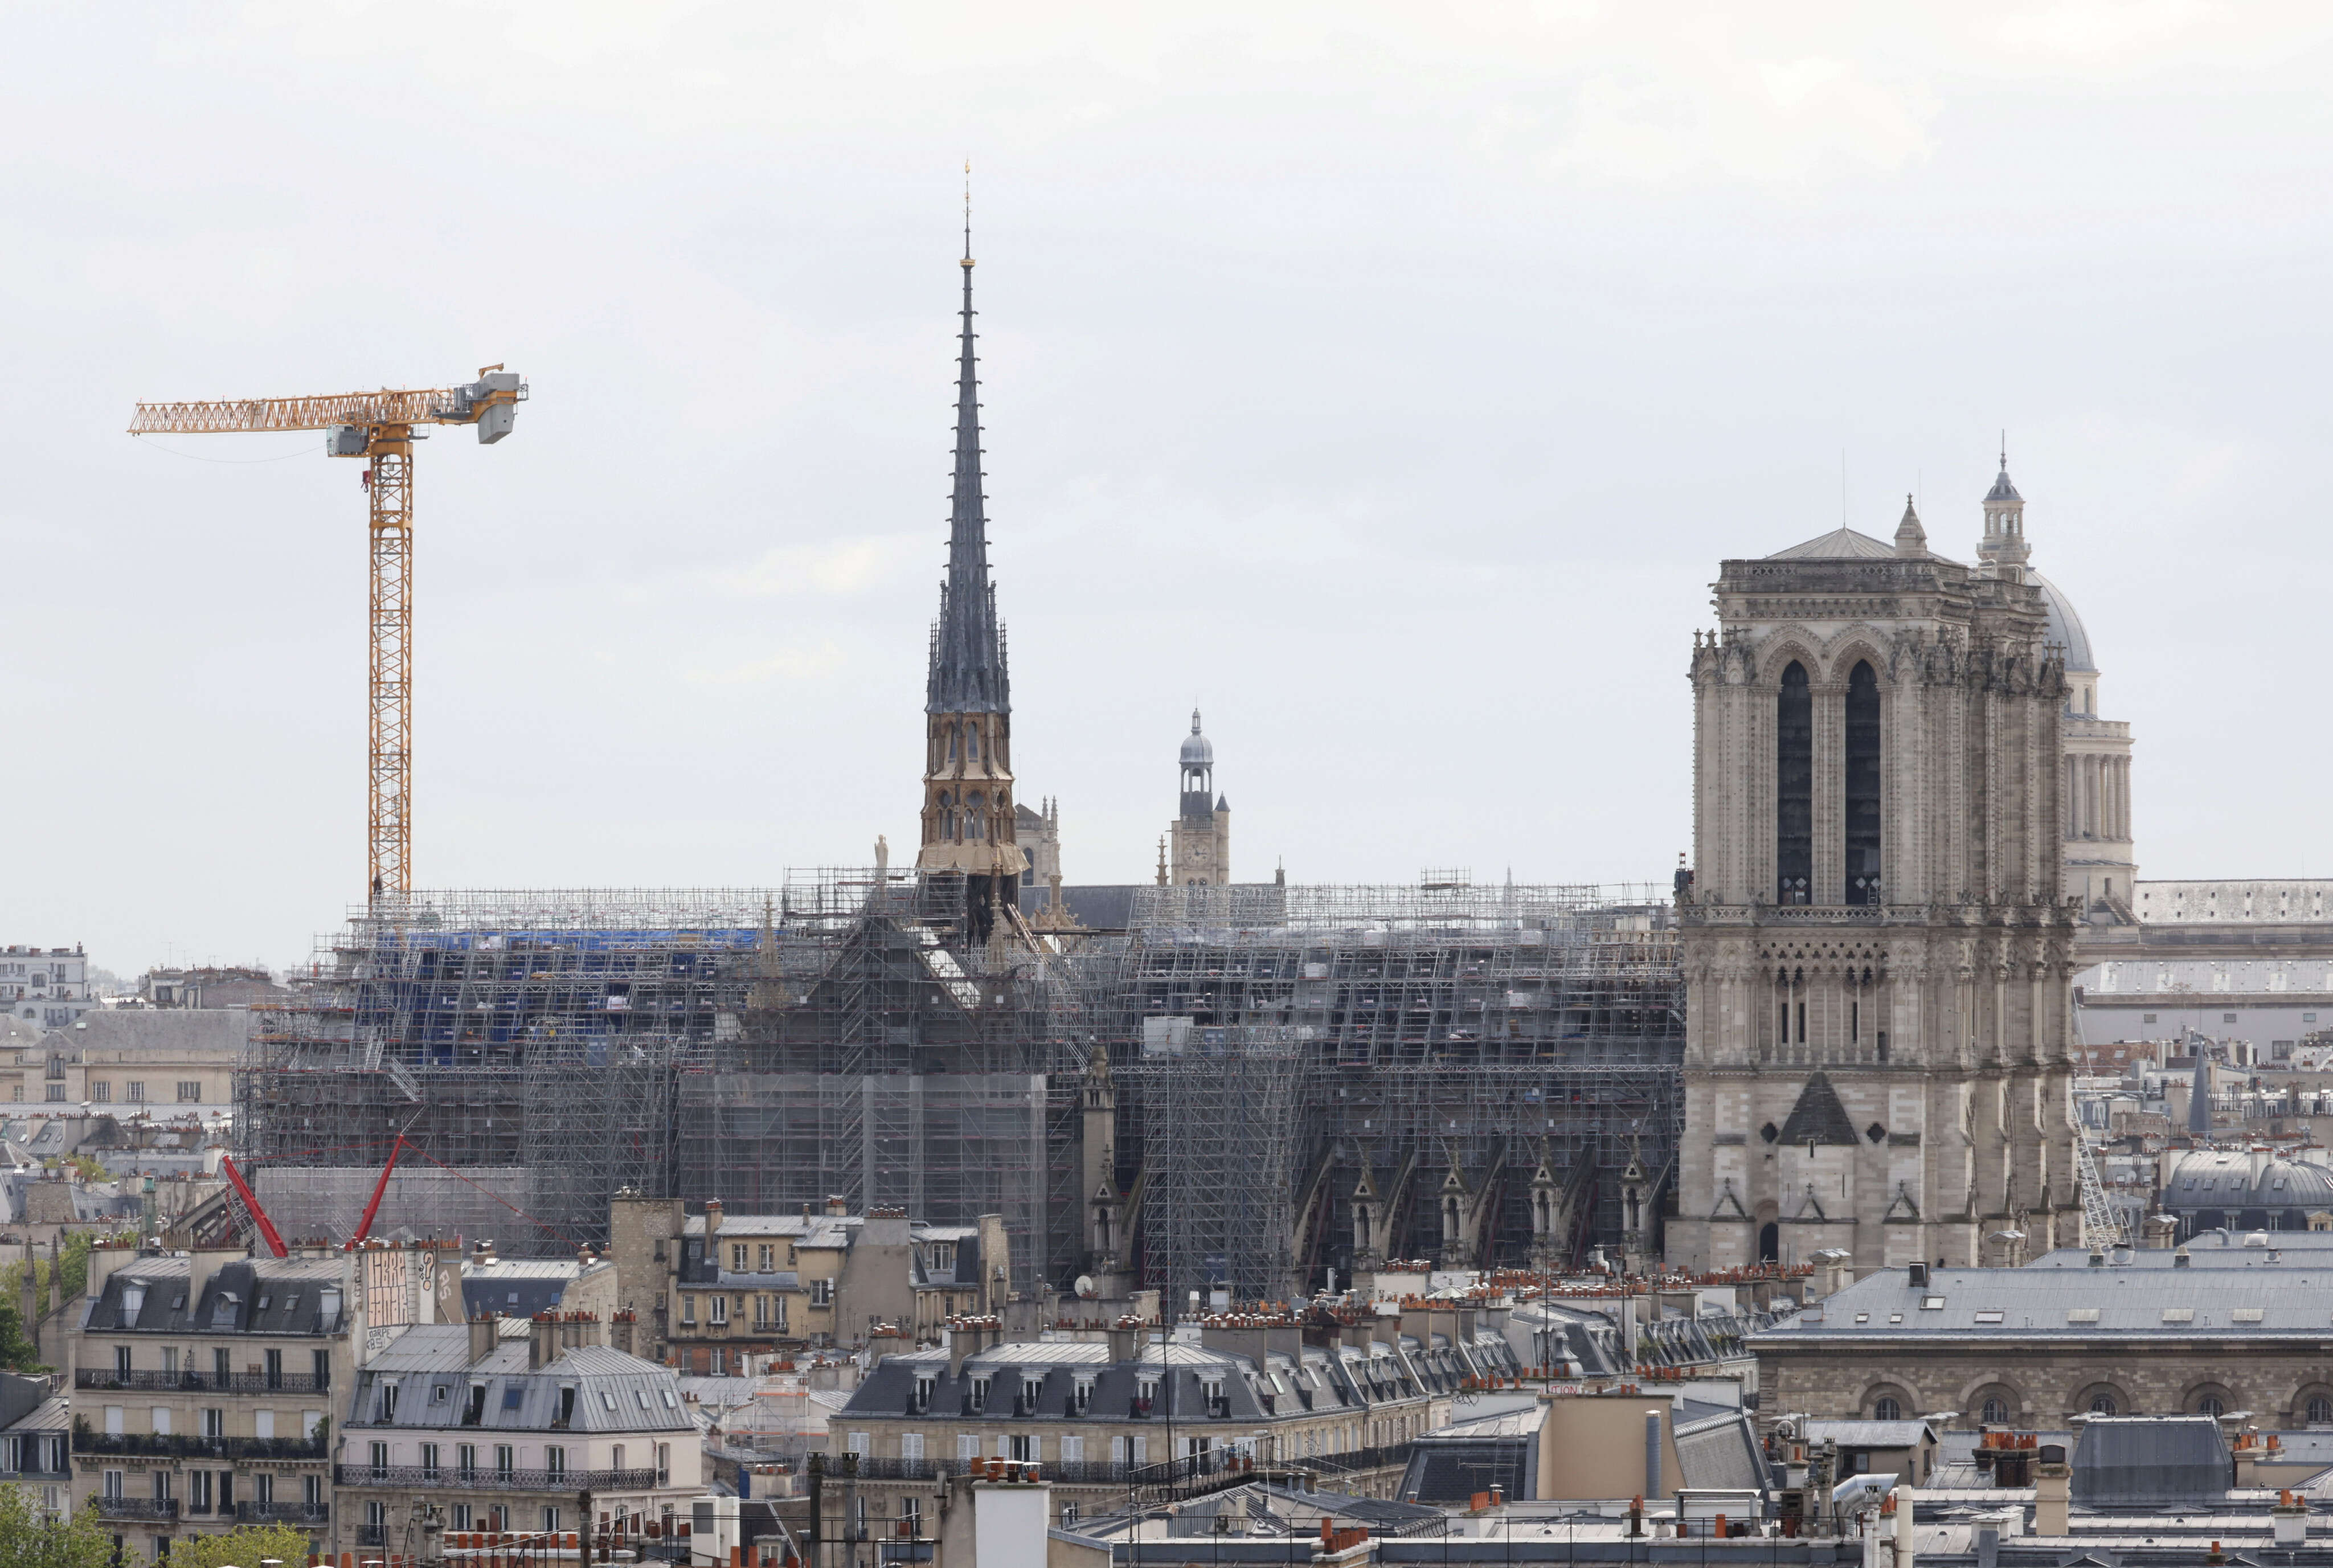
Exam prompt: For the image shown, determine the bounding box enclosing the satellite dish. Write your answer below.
[1074,1275,1095,1299]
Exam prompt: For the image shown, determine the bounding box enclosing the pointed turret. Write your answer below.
[1894,493,1927,557]
[1978,440,2031,578]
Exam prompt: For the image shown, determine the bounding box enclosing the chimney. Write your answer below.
[530,1312,558,1370]
[704,1199,723,1239]
[468,1312,497,1365]
[611,1310,636,1356]
[2033,1452,2070,1536]
[472,1237,498,1268]
[826,1194,849,1218]
[1106,1317,1140,1365]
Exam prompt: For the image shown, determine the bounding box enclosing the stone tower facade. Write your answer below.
[916,232,1027,939]
[1168,709,1231,886]
[1664,479,2083,1273]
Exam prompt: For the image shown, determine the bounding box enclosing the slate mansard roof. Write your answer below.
[343,1327,693,1434]
[838,1329,1514,1426]
[83,1255,347,1337]
[1755,1262,2333,1345]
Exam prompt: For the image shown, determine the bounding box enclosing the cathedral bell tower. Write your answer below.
[1665,480,2081,1273]
[916,219,1027,939]
[1168,710,1231,886]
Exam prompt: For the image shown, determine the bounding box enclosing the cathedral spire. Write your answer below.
[926,193,1009,717]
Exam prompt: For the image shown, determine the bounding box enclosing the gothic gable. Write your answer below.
[1778,1072,1861,1147]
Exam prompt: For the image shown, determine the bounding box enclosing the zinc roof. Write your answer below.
[1759,1264,2333,1344]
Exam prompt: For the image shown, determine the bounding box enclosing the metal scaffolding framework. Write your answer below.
[239,874,1684,1299]
[239,875,1079,1278]
[1092,879,1684,1307]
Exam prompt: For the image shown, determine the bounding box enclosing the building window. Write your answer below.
[457,1443,478,1481]
[901,1434,923,1461]
[541,1506,561,1533]
[903,1496,924,1533]
[2196,1394,2226,1417]
[176,1082,201,1102]
[201,1408,223,1438]
[91,1082,110,1103]
[43,1086,63,1103]
[2090,1393,2118,1415]
[1980,1396,2009,1424]
[1776,660,1812,904]
[1872,1397,1902,1422]
[2143,1014,2158,1024]
[710,1296,727,1327]
[812,1279,834,1307]
[420,1442,441,1479]
[2224,1013,2238,1024]
[680,1295,696,1327]
[452,1504,473,1530]
[546,1446,566,1480]
[1844,660,1882,904]
[187,1471,212,1515]
[731,1243,747,1271]
[758,1243,775,1271]
[125,1082,145,1103]
[495,1444,515,1479]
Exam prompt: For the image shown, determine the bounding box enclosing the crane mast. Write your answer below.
[129,370,525,898]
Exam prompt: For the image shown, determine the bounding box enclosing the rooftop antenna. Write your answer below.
[1841,449,1847,527]
[963,159,972,265]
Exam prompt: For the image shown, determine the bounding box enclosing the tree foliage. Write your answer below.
[0,1488,112,1568]
[159,1524,312,1568]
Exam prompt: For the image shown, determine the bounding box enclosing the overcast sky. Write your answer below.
[6,3,2333,973]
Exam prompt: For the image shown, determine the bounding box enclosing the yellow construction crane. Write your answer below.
[129,368,527,899]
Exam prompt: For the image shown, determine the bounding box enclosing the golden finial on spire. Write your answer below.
[961,159,975,269]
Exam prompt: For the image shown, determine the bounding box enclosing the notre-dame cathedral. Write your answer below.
[1664,470,2084,1271]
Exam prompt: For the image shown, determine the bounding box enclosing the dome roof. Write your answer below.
[2162,1149,2333,1209]
[2033,572,2095,673]
[1986,464,2023,504]
[1180,709,1213,769]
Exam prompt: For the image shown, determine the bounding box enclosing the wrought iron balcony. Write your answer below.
[334,1463,660,1493]
[76,1368,326,1394]
[73,1432,328,1461]
[95,1496,179,1521]
[235,1500,330,1525]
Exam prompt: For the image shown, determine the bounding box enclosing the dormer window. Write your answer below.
[1021,1376,1044,1406]
[970,1377,991,1409]
[120,1284,146,1320]
[380,1381,399,1420]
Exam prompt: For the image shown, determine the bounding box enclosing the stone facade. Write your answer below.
[1168,710,1230,887]
[1667,473,2082,1274]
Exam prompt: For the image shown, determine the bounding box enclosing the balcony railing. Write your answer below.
[334,1464,660,1493]
[76,1368,326,1394]
[356,1524,387,1548]
[235,1500,330,1525]
[74,1433,328,1461]
[95,1497,179,1521]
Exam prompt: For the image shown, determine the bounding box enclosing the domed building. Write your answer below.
[2159,1147,2333,1238]
[1976,457,2138,922]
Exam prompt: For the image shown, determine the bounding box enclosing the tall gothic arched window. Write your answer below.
[1777,661,1812,904]
[1845,660,1882,905]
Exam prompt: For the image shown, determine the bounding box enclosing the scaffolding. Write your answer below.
[240,874,1077,1278]
[239,874,1684,1294]
[1094,879,1683,1302]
